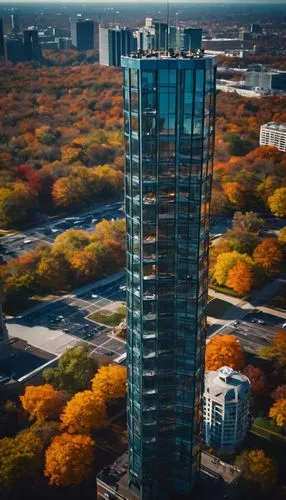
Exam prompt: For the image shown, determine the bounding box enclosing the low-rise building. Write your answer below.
[203,366,250,452]
[260,122,286,152]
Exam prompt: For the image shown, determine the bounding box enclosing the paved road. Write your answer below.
[0,201,124,263]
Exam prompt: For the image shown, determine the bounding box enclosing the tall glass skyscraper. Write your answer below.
[122,53,216,499]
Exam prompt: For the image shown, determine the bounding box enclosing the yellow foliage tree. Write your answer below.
[226,261,254,296]
[205,335,244,371]
[60,390,107,433]
[213,251,254,286]
[92,365,127,401]
[44,433,95,487]
[268,187,286,217]
[235,449,277,486]
[269,399,286,428]
[20,384,67,421]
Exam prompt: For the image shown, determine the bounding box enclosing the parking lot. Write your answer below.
[10,274,127,360]
[218,310,285,355]
[0,201,124,262]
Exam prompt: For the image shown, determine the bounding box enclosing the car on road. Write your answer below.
[120,285,126,291]
[23,239,33,244]
[91,294,98,299]
[231,320,240,327]
[282,323,286,329]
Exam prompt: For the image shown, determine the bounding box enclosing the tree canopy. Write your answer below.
[43,345,98,395]
[269,399,286,428]
[234,449,277,487]
[92,364,127,401]
[20,384,67,421]
[205,335,244,372]
[60,390,107,433]
[44,432,95,487]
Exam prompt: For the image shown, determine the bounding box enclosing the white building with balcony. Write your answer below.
[203,367,250,452]
[260,122,286,152]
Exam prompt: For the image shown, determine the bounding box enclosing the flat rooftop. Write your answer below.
[97,451,241,499]
[127,49,209,60]
[262,122,286,132]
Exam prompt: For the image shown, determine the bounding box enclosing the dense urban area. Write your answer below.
[0,2,285,500]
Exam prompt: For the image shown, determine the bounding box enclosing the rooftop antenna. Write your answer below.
[166,0,169,53]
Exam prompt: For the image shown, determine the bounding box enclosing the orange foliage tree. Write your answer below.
[44,433,95,487]
[234,449,277,486]
[226,261,254,295]
[92,365,127,401]
[253,238,283,272]
[20,384,67,421]
[259,331,286,367]
[205,335,244,371]
[60,390,107,433]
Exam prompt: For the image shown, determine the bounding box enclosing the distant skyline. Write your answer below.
[0,0,286,4]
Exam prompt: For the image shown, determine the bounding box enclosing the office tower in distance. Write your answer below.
[203,367,250,452]
[122,50,216,499]
[71,19,94,51]
[6,38,26,62]
[260,122,286,152]
[181,27,203,51]
[99,26,136,67]
[23,29,42,61]
[0,18,5,57]
[11,8,20,35]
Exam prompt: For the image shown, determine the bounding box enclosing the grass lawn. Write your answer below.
[88,305,126,326]
[252,417,285,441]
[209,284,239,297]
[207,298,232,318]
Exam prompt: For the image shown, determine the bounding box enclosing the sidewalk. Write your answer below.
[207,275,286,335]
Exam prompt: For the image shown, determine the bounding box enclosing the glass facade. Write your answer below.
[122,55,216,500]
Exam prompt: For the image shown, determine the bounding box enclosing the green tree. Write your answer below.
[259,331,286,368]
[226,230,259,255]
[43,345,98,395]
[232,211,264,233]
[0,183,37,228]
[0,429,44,492]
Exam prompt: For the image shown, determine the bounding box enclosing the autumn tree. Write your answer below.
[213,251,254,286]
[43,345,98,395]
[243,365,268,397]
[226,230,259,255]
[232,211,264,233]
[226,261,254,295]
[0,183,37,228]
[272,385,286,401]
[259,331,286,368]
[0,429,44,492]
[92,364,127,401]
[20,384,67,421]
[60,389,107,433]
[210,188,230,216]
[234,449,277,487]
[205,335,244,371]
[269,399,286,428]
[253,238,283,273]
[36,249,71,291]
[268,187,286,217]
[279,226,286,245]
[44,433,95,487]
[53,229,90,259]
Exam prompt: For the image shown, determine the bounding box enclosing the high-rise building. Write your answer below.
[181,28,203,51]
[0,287,10,383]
[122,50,216,499]
[23,29,42,61]
[11,9,20,35]
[0,18,5,57]
[71,19,94,51]
[99,26,136,67]
[245,68,286,91]
[203,367,250,452]
[6,38,26,62]
[260,122,286,152]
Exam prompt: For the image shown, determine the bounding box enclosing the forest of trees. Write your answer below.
[0,61,124,227]
[0,61,286,227]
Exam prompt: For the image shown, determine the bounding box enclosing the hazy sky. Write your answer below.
[0,0,285,3]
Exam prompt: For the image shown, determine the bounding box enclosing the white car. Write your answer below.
[120,285,126,291]
[91,294,98,299]
[23,239,32,244]
[50,227,59,233]
[282,323,286,329]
